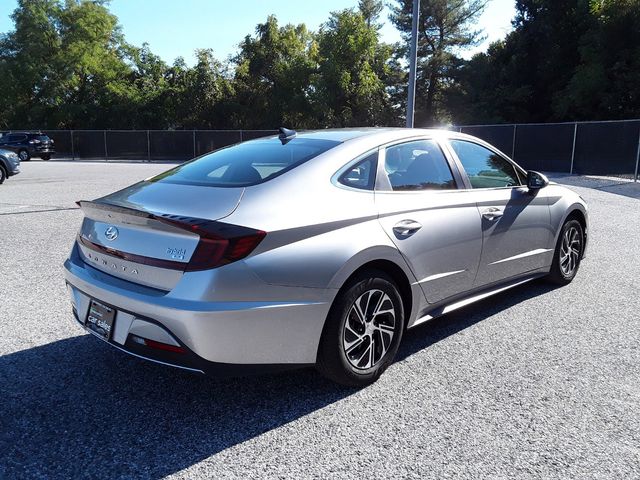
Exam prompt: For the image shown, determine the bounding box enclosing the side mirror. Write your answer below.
[527,171,549,191]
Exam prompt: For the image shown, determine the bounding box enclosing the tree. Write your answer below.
[0,0,144,129]
[555,0,640,120]
[448,0,640,124]
[232,16,318,128]
[390,0,486,125]
[0,0,62,128]
[314,9,401,127]
[358,0,384,29]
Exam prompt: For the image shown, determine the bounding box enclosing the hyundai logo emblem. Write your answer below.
[104,226,119,241]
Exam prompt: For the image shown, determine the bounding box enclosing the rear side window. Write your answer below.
[384,139,456,191]
[149,137,340,187]
[338,152,378,190]
[449,140,521,188]
[8,135,26,142]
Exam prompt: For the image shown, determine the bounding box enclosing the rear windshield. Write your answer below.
[149,137,340,187]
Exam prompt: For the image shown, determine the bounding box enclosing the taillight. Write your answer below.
[157,215,266,271]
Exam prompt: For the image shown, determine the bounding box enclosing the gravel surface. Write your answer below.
[0,162,638,479]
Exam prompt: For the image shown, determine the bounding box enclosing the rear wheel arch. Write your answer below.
[333,259,413,330]
[316,262,409,386]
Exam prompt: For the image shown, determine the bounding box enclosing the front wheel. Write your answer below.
[0,165,6,184]
[316,271,405,387]
[546,219,584,285]
[18,149,30,162]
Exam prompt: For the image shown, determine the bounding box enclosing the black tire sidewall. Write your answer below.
[19,149,30,161]
[551,219,583,283]
[318,272,405,386]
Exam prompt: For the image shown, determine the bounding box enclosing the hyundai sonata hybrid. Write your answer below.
[64,128,587,386]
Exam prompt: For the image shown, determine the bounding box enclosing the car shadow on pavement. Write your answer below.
[0,280,558,479]
[397,279,559,362]
[0,334,356,478]
[548,173,640,200]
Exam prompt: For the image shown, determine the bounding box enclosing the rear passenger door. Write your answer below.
[446,139,553,287]
[375,137,483,305]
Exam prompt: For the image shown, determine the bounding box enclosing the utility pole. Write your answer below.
[406,0,420,128]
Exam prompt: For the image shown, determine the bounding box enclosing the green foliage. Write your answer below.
[358,0,384,29]
[232,16,318,128]
[449,0,640,123]
[0,2,400,129]
[315,9,400,126]
[2,0,639,129]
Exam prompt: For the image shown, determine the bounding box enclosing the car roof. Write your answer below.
[281,127,450,142]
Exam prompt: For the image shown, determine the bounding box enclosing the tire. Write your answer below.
[317,270,405,387]
[0,165,6,184]
[18,149,30,161]
[546,218,584,285]
[41,154,50,161]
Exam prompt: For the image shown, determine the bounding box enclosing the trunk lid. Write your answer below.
[76,182,245,290]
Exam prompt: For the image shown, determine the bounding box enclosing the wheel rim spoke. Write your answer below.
[345,334,366,355]
[343,288,396,371]
[559,226,581,276]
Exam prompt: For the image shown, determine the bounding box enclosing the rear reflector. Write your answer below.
[131,335,186,354]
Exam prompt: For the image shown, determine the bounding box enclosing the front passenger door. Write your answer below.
[448,140,553,287]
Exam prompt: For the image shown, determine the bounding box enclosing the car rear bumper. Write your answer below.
[63,245,334,372]
[33,147,55,155]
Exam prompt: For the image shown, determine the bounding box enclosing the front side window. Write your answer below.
[149,137,340,187]
[338,152,378,190]
[449,140,521,188]
[384,139,456,191]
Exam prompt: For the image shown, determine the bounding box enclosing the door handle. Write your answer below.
[393,220,422,237]
[482,207,504,221]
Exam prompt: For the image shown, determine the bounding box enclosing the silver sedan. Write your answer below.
[64,128,588,386]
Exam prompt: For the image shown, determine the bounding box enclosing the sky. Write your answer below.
[0,0,516,65]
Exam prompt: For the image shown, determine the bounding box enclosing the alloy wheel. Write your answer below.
[19,150,28,161]
[559,226,581,276]
[342,289,396,370]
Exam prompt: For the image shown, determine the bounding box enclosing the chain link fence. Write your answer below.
[457,119,640,181]
[35,122,640,181]
[41,130,277,162]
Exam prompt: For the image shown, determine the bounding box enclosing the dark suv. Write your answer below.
[0,131,55,161]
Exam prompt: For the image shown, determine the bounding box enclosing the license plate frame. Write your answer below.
[85,299,116,341]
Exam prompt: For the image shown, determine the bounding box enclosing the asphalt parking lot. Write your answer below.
[1,161,639,479]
